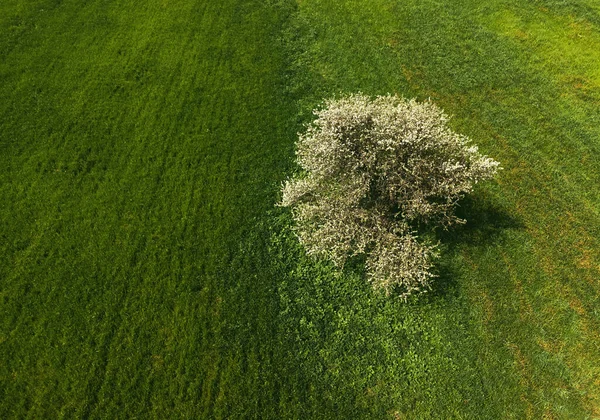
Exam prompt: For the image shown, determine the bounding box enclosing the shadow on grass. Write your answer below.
[442,195,524,246]
[424,195,525,300]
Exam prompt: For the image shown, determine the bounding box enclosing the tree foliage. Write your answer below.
[280,94,500,299]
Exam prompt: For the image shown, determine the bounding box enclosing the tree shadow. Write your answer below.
[423,195,525,301]
[439,195,524,246]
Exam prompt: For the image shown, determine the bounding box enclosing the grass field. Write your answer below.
[1,0,599,418]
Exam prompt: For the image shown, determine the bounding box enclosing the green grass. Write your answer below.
[1,0,599,418]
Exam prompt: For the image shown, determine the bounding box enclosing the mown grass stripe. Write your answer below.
[1,0,296,417]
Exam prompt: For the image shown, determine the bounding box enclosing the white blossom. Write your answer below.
[280,94,500,299]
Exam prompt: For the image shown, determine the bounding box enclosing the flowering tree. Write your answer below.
[280,94,500,299]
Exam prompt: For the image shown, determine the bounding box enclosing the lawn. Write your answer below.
[1,0,599,418]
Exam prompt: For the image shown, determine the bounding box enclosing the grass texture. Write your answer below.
[1,0,599,418]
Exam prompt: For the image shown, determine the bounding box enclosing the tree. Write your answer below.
[280,94,500,299]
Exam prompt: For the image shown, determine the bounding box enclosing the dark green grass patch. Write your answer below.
[1,0,297,417]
